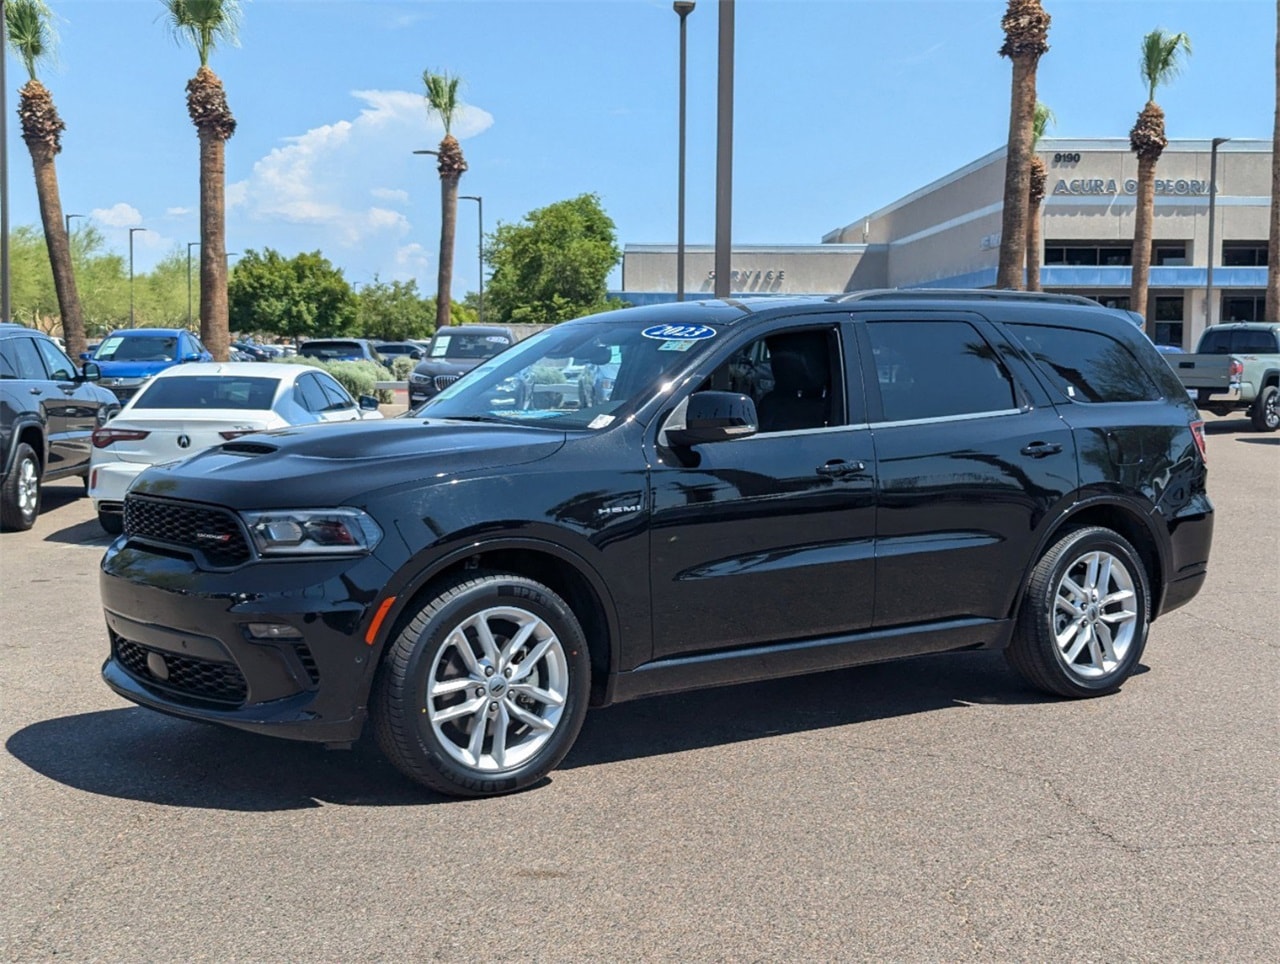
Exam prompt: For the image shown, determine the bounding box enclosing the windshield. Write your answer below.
[95,334,179,362]
[430,331,511,360]
[133,375,281,410]
[420,318,720,429]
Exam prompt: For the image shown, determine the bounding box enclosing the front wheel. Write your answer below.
[0,443,41,531]
[1250,385,1279,432]
[1006,526,1150,698]
[373,571,591,797]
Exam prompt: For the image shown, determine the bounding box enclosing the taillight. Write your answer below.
[1229,359,1244,379]
[1190,420,1207,462]
[92,427,150,448]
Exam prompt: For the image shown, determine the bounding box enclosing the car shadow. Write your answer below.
[1236,436,1279,446]
[6,651,1090,811]
[1203,418,1254,435]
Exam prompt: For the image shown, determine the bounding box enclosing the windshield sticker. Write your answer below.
[587,414,616,429]
[495,409,564,420]
[658,340,697,352]
[641,324,716,341]
[485,336,511,345]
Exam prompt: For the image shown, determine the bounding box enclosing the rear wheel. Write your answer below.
[373,571,591,797]
[1,443,41,531]
[1007,526,1149,698]
[1250,385,1279,432]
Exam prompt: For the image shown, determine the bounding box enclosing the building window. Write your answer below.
[1093,295,1131,311]
[1042,241,1186,267]
[1223,242,1268,267]
[1153,295,1184,347]
[1154,243,1187,266]
[1221,293,1265,322]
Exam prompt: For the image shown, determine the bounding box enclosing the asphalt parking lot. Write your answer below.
[1,413,1276,962]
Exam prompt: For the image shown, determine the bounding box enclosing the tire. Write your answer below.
[373,571,591,797]
[98,509,123,535]
[1006,526,1150,698]
[1,443,41,532]
[1250,385,1279,432]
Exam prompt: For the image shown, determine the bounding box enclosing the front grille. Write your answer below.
[293,642,321,686]
[124,495,251,567]
[114,636,247,706]
[109,385,139,403]
[433,374,461,392]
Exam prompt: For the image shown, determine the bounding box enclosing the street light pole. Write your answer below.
[65,213,84,239]
[187,241,200,328]
[674,2,695,301]
[1205,137,1230,332]
[460,195,484,323]
[714,0,734,300]
[128,227,148,327]
[1,5,10,325]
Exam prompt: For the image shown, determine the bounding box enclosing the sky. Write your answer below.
[2,0,1276,296]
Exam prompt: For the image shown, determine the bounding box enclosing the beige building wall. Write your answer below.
[623,245,880,295]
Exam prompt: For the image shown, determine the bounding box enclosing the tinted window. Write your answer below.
[299,341,365,361]
[430,332,510,359]
[95,334,179,362]
[867,321,1016,421]
[8,337,48,380]
[294,373,329,412]
[133,375,280,410]
[1008,324,1161,403]
[315,373,355,410]
[34,338,77,381]
[1232,329,1280,354]
[0,344,15,379]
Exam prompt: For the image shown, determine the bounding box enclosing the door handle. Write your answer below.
[816,459,867,478]
[29,387,43,395]
[1020,441,1063,458]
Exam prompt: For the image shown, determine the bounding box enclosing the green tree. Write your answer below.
[5,0,88,358]
[160,0,241,361]
[484,194,623,326]
[1130,28,1191,332]
[422,69,467,331]
[1025,102,1056,293]
[136,250,197,328]
[996,0,1051,290]
[355,277,433,341]
[1268,0,1279,322]
[227,249,356,343]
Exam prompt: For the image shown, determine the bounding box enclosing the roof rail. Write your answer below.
[829,288,1101,307]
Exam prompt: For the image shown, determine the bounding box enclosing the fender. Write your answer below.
[2,415,47,480]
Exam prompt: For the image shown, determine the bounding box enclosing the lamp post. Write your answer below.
[714,0,734,300]
[1,7,10,325]
[1205,137,1230,331]
[128,227,149,327]
[674,2,695,301]
[65,213,84,240]
[186,242,200,327]
[460,195,484,322]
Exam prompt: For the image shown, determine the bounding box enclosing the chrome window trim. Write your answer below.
[869,408,1024,430]
[743,422,870,440]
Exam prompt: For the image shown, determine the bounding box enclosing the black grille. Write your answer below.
[124,495,251,567]
[293,642,321,686]
[434,374,461,392]
[108,385,140,403]
[114,636,247,706]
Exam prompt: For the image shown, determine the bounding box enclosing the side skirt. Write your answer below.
[606,618,1014,705]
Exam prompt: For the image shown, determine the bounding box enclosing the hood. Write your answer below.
[94,359,176,379]
[128,417,566,509]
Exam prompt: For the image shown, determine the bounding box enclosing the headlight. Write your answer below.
[241,508,383,556]
[409,372,430,384]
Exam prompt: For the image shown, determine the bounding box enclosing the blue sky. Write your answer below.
[3,0,1275,294]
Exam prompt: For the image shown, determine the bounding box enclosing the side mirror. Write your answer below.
[664,391,758,447]
[358,395,380,411]
[82,361,102,382]
[410,350,422,360]
[182,353,202,363]
[79,351,91,361]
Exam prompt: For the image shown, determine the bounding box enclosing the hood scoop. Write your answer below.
[221,441,278,456]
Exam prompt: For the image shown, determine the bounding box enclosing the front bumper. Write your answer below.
[99,538,397,744]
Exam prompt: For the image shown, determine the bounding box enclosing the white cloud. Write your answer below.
[392,243,431,281]
[91,203,143,227]
[165,206,192,217]
[228,89,493,247]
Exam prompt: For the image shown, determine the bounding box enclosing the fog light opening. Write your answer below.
[246,622,303,640]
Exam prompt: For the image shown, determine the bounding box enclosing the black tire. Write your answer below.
[1006,526,1150,698]
[98,509,123,535]
[373,571,591,797]
[1250,385,1279,432]
[0,442,41,531]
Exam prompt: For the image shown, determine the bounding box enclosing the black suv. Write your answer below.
[99,292,1213,796]
[1,324,118,530]
[408,324,515,408]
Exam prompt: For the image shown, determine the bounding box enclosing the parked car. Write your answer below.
[372,341,424,362]
[100,291,1213,798]
[1,323,118,530]
[231,341,273,362]
[89,362,382,534]
[297,338,384,365]
[1169,322,1280,431]
[85,328,213,403]
[407,324,516,408]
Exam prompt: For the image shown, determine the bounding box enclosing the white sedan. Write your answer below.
[89,362,383,534]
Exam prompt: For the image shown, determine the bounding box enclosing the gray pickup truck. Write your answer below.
[1171,323,1280,432]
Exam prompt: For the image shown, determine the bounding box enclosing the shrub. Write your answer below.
[279,356,397,404]
[390,355,415,380]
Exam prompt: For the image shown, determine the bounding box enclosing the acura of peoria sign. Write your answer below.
[1053,177,1210,197]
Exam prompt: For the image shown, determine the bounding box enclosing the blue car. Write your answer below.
[84,328,212,403]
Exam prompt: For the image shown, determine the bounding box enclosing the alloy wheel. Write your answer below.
[1052,550,1138,680]
[17,458,38,516]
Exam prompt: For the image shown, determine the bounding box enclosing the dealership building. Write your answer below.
[618,138,1273,348]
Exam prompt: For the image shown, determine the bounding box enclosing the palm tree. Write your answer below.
[1267,0,1279,322]
[996,0,1051,290]
[1129,29,1191,333]
[1025,102,1055,292]
[5,0,87,360]
[423,69,467,331]
[160,0,240,362]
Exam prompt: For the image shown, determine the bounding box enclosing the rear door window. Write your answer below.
[1006,324,1161,403]
[866,320,1018,422]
